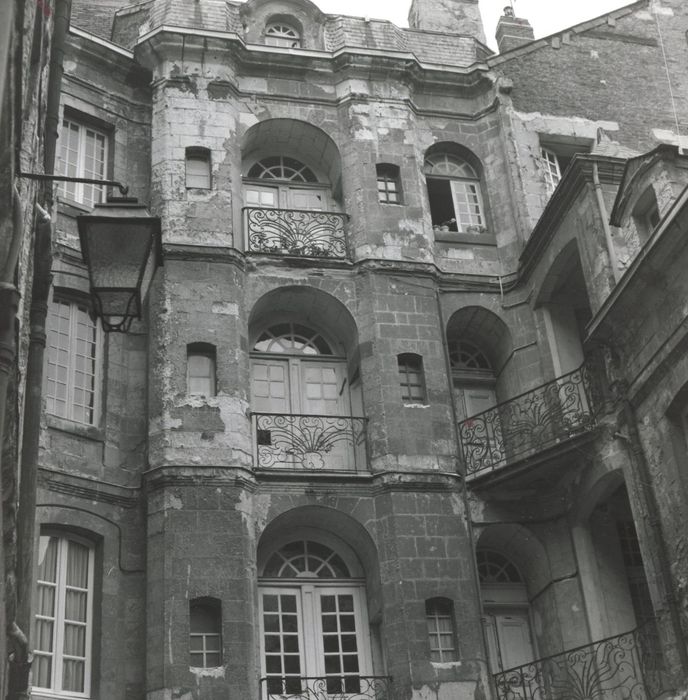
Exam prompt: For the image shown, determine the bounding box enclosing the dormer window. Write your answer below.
[633,186,660,242]
[540,147,562,195]
[265,22,301,48]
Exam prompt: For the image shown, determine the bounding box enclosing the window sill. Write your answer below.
[32,691,91,700]
[57,199,92,218]
[46,414,104,442]
[434,230,497,246]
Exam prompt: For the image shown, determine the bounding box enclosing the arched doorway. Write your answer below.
[478,549,537,673]
[258,530,374,698]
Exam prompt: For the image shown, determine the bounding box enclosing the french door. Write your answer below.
[260,584,371,698]
[244,184,327,211]
[483,608,536,673]
[251,357,357,469]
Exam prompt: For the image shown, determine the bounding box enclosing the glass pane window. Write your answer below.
[398,354,426,403]
[247,156,317,183]
[34,535,94,696]
[190,599,222,668]
[187,346,216,397]
[426,598,458,662]
[186,148,211,189]
[540,148,562,195]
[376,165,402,204]
[265,23,301,48]
[57,118,108,208]
[46,299,101,425]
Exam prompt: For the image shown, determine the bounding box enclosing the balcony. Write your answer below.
[252,413,368,472]
[458,364,598,483]
[261,676,392,699]
[244,207,349,259]
[493,626,671,700]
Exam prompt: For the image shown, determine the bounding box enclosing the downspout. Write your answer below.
[592,162,621,284]
[7,1,71,698]
[435,289,493,695]
[620,397,688,675]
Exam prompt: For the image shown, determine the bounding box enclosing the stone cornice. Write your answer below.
[38,467,140,508]
[143,465,258,492]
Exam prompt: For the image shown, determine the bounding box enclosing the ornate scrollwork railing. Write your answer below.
[261,676,392,700]
[244,207,349,259]
[252,413,368,471]
[459,364,599,479]
[493,627,671,700]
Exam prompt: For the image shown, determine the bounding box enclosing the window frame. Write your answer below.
[189,598,223,669]
[376,164,403,205]
[56,115,111,209]
[45,297,103,427]
[540,147,562,195]
[264,22,301,48]
[425,598,458,663]
[397,353,427,404]
[185,147,212,190]
[187,343,217,397]
[33,532,96,698]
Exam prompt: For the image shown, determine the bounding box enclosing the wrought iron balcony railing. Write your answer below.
[244,207,349,259]
[261,676,392,700]
[458,364,598,480]
[493,626,670,700]
[252,413,368,471]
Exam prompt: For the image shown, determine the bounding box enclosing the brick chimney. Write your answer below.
[408,0,486,45]
[495,5,534,53]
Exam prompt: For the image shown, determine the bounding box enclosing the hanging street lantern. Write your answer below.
[77,196,162,332]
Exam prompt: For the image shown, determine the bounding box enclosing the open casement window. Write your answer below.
[424,153,485,233]
[244,156,330,211]
[265,22,301,48]
[540,147,562,195]
[57,117,108,208]
[426,598,458,662]
[478,550,536,675]
[190,598,222,668]
[259,540,372,698]
[45,299,103,426]
[34,534,95,697]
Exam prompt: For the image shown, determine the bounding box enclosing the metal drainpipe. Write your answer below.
[621,397,688,676]
[7,1,72,698]
[592,162,621,284]
[434,289,493,696]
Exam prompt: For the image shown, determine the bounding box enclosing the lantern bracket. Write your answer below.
[19,172,129,196]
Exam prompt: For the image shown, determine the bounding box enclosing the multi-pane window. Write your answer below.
[425,153,485,233]
[34,534,94,696]
[425,598,458,662]
[265,22,301,48]
[398,353,426,403]
[57,118,108,208]
[540,147,562,195]
[190,599,222,668]
[187,343,216,396]
[476,550,523,583]
[46,299,101,425]
[186,147,211,189]
[376,164,402,204]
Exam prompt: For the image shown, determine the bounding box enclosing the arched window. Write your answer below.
[477,549,523,583]
[424,153,485,233]
[248,156,317,183]
[449,340,492,372]
[190,598,222,668]
[259,536,371,696]
[251,322,364,471]
[425,598,458,662]
[265,22,301,48]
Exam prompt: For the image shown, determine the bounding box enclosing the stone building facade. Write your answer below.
[27,0,688,699]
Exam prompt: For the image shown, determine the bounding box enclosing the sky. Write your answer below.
[313,0,633,49]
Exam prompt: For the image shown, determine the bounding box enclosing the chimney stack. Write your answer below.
[408,0,486,45]
[495,5,534,53]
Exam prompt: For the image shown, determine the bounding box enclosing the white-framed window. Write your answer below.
[398,353,426,403]
[186,147,211,189]
[45,299,102,426]
[540,147,562,195]
[376,164,402,204]
[190,598,222,668]
[424,153,485,233]
[187,343,216,397]
[425,598,458,662]
[34,534,95,697]
[265,22,301,48]
[57,117,108,208]
[259,539,372,697]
